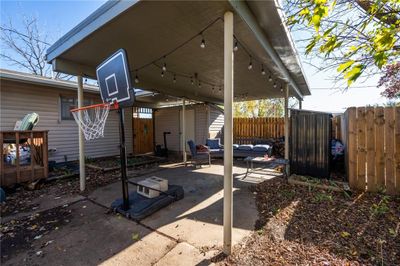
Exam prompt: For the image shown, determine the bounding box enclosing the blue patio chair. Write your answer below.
[187,140,211,168]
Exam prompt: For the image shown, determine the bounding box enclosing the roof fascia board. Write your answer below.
[52,58,96,77]
[46,0,138,63]
[229,0,303,100]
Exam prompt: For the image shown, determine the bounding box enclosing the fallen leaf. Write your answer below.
[340,231,350,238]
[132,233,140,241]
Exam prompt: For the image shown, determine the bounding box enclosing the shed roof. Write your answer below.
[46,0,310,104]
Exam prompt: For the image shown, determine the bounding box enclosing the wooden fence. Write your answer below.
[233,117,284,143]
[332,115,342,140]
[344,107,400,195]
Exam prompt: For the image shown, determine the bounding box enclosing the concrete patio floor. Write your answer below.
[4,162,279,265]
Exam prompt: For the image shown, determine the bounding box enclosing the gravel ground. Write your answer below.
[220,178,400,265]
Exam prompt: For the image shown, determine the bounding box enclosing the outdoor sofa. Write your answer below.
[205,138,272,158]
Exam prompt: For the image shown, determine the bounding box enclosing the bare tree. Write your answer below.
[0,15,52,76]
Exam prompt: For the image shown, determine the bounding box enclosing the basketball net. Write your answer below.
[71,102,118,141]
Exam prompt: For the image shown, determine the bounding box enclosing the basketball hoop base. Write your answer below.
[111,185,184,220]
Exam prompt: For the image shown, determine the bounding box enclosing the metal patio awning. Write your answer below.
[46,0,310,104]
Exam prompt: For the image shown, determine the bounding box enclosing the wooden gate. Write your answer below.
[344,107,400,195]
[132,108,154,154]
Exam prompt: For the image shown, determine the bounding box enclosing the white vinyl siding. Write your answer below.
[154,104,224,151]
[0,80,132,163]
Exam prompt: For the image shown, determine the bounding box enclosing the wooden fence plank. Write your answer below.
[347,108,358,189]
[395,107,400,194]
[385,107,396,195]
[365,107,376,191]
[375,107,385,190]
[356,107,367,190]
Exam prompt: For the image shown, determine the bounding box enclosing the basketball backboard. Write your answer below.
[96,49,134,107]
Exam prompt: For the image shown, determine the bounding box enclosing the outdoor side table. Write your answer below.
[243,156,289,179]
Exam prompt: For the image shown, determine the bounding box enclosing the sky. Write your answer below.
[0,0,394,113]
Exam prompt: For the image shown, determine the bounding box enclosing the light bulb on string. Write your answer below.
[273,81,277,88]
[219,87,222,94]
[233,39,238,51]
[261,65,266,75]
[248,58,253,70]
[191,77,194,85]
[161,71,164,77]
[268,73,273,82]
[200,35,206,48]
[134,74,139,84]
[162,62,167,72]
[212,87,215,93]
[280,85,283,92]
[173,74,176,83]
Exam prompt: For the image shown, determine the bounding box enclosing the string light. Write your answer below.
[128,17,280,96]
[200,35,206,48]
[212,86,215,93]
[248,57,253,70]
[261,65,266,75]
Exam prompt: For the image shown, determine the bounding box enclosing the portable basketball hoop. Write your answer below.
[71,101,119,141]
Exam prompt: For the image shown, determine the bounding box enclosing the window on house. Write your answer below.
[60,96,92,120]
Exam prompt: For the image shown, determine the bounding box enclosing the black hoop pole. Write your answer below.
[118,108,129,210]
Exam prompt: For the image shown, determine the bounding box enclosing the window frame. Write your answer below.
[59,95,92,121]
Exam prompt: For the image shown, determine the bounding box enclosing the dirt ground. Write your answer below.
[2,160,399,265]
[220,178,400,266]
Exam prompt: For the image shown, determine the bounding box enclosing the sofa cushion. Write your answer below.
[238,144,253,151]
[233,144,239,150]
[253,144,270,152]
[206,138,220,149]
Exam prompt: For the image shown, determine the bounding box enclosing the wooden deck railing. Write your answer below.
[1,130,49,187]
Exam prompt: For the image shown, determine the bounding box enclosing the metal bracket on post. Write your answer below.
[118,108,129,211]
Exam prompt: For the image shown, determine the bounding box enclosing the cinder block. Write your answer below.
[137,179,161,198]
[147,176,168,192]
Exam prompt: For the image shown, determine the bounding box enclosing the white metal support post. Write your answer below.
[182,98,187,164]
[284,84,290,173]
[77,76,85,191]
[223,10,234,255]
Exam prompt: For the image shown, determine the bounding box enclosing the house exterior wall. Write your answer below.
[209,106,224,140]
[154,104,224,152]
[0,79,133,163]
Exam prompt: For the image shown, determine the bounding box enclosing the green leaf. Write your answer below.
[374,52,387,68]
[337,60,354,72]
[344,64,364,86]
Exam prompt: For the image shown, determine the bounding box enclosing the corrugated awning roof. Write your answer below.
[46,0,310,104]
